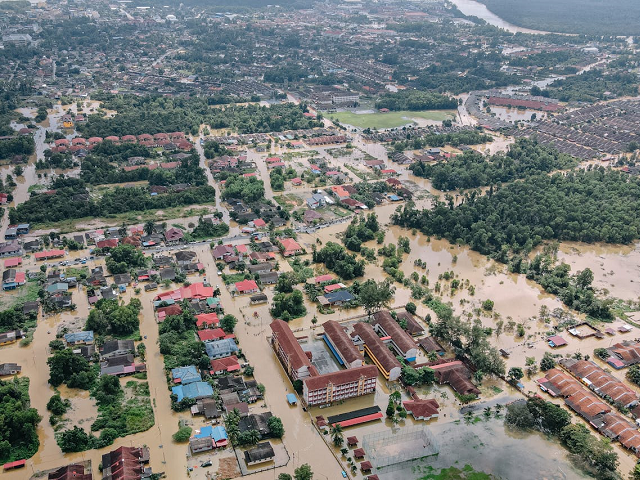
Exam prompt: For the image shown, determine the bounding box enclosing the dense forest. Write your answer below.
[79,94,322,136]
[393,169,640,254]
[479,0,640,36]
[0,135,35,161]
[375,90,458,111]
[0,378,40,464]
[390,130,492,150]
[409,139,577,191]
[9,178,216,224]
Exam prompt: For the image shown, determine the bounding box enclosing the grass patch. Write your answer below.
[274,194,302,212]
[326,205,351,218]
[222,272,247,285]
[330,110,455,129]
[30,205,213,233]
[418,465,493,480]
[66,267,89,279]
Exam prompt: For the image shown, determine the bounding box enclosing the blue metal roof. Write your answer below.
[171,365,202,384]
[171,381,213,401]
[286,393,297,405]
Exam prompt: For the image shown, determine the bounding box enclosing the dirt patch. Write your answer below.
[218,456,241,479]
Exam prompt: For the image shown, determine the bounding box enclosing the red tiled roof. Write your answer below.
[198,328,226,342]
[303,365,377,392]
[235,279,258,293]
[371,310,416,354]
[196,313,219,328]
[352,322,402,375]
[4,257,21,268]
[210,355,241,373]
[403,399,439,419]
[270,319,313,372]
[34,249,65,260]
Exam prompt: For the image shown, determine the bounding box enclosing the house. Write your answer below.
[303,209,323,225]
[0,241,21,257]
[160,268,176,281]
[189,437,213,454]
[113,273,132,286]
[0,363,21,376]
[247,262,274,275]
[210,355,241,375]
[100,340,135,358]
[212,245,235,260]
[318,290,355,306]
[22,301,39,315]
[251,293,268,304]
[47,464,92,480]
[314,274,335,284]
[64,331,94,345]
[342,198,367,210]
[235,279,259,295]
[197,328,226,342]
[192,425,228,448]
[101,446,151,480]
[396,311,425,336]
[144,283,158,292]
[205,338,239,359]
[175,250,197,265]
[96,238,118,249]
[2,269,25,290]
[196,313,220,329]
[171,365,202,384]
[430,361,480,396]
[306,193,326,209]
[244,442,275,466]
[164,227,184,245]
[239,412,273,438]
[258,272,279,285]
[0,329,23,345]
[403,399,440,421]
[192,397,221,419]
[548,335,568,348]
[278,238,303,257]
[172,381,214,401]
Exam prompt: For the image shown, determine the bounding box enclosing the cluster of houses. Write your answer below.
[50,132,193,154]
[538,358,640,456]
[63,333,147,378]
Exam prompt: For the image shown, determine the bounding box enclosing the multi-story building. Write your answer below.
[303,365,378,406]
[270,319,316,380]
[322,320,363,368]
[351,322,402,381]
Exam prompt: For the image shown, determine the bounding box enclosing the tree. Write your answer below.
[105,244,147,274]
[268,416,285,438]
[505,401,534,430]
[172,425,192,443]
[278,475,293,480]
[594,348,610,361]
[540,352,556,371]
[47,394,70,416]
[144,220,155,236]
[294,463,313,480]
[49,339,65,351]
[631,463,640,480]
[360,279,395,316]
[507,367,524,383]
[482,299,494,311]
[275,272,297,293]
[244,365,254,376]
[405,302,417,314]
[627,365,640,386]
[57,426,93,452]
[293,379,303,394]
[220,314,238,333]
[330,424,344,447]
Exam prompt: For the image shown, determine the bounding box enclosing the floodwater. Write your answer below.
[489,106,547,123]
[448,0,551,34]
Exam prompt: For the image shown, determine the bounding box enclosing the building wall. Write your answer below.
[303,376,376,406]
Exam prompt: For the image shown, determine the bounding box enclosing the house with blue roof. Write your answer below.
[319,290,355,307]
[205,338,239,359]
[171,365,202,385]
[64,331,94,345]
[172,381,214,402]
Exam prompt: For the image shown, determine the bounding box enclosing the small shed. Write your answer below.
[360,461,372,472]
[286,393,297,405]
[347,436,358,447]
[353,448,365,459]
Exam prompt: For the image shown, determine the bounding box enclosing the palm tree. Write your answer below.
[330,424,344,447]
[483,407,492,418]
[144,220,155,236]
[494,404,504,418]
[463,410,474,425]
[248,429,261,445]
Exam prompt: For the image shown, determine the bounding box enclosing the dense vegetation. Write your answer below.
[270,290,307,321]
[409,139,576,191]
[343,213,380,252]
[221,174,266,203]
[393,169,640,252]
[158,307,210,372]
[79,94,322,136]
[0,378,41,464]
[0,304,37,331]
[85,298,142,337]
[389,130,493,150]
[545,69,639,103]
[0,135,35,160]
[479,0,640,36]
[48,348,97,389]
[81,154,206,186]
[312,242,365,280]
[375,90,458,111]
[9,178,216,225]
[505,397,618,479]
[105,245,148,274]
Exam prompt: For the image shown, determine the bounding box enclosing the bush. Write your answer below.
[173,425,193,443]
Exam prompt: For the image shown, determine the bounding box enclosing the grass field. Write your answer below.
[330,110,455,129]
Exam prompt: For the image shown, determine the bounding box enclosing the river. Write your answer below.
[448,0,551,34]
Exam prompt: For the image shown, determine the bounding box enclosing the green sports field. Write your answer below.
[329,110,456,129]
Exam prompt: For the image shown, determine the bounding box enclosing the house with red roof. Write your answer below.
[403,399,439,421]
[196,313,220,329]
[164,227,184,245]
[250,219,267,229]
[235,279,259,295]
[278,237,302,257]
[97,238,119,249]
[210,355,241,375]
[198,328,226,342]
[34,249,65,260]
